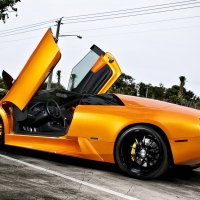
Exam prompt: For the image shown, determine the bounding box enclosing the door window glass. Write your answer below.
[67,50,99,91]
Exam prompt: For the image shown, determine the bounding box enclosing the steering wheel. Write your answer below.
[46,99,61,119]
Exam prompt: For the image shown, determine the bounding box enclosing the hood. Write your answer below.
[1,29,61,110]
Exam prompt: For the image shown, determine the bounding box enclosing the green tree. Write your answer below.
[0,76,7,98]
[108,73,137,95]
[0,90,7,99]
[40,81,65,90]
[168,95,182,104]
[165,85,183,104]
[0,76,6,89]
[137,82,147,97]
[165,85,180,100]
[0,0,21,23]
[178,76,186,98]
[184,90,195,101]
[137,83,165,99]
[70,74,77,90]
[196,100,200,108]
[148,83,166,100]
[56,70,61,89]
[42,70,65,90]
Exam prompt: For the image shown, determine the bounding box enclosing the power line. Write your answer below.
[79,24,200,38]
[0,42,37,50]
[1,14,200,41]
[0,19,58,34]
[0,1,200,38]
[0,36,41,43]
[61,15,200,34]
[1,23,199,50]
[0,0,200,37]
[62,0,200,22]
[62,0,198,20]
[0,21,54,35]
[0,25,53,37]
[62,5,200,24]
[1,0,198,35]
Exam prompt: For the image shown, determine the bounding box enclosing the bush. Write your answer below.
[0,89,7,99]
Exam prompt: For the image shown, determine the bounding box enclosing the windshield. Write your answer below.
[67,50,99,91]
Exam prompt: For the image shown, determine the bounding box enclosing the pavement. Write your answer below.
[0,146,200,200]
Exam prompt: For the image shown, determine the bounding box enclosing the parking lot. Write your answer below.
[0,146,199,200]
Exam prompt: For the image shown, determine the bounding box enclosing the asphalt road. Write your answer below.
[0,146,199,200]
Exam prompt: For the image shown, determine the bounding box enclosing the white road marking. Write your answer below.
[0,154,139,200]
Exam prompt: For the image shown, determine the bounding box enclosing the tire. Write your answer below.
[115,125,170,179]
[0,119,4,147]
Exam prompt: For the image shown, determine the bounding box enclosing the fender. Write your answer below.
[0,105,10,136]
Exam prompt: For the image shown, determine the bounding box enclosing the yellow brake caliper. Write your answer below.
[131,142,137,161]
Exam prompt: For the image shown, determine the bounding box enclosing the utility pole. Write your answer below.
[46,18,63,90]
[145,87,149,98]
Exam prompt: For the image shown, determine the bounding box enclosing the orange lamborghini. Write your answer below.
[0,29,200,179]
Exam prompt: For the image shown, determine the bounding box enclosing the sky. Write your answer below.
[0,0,200,95]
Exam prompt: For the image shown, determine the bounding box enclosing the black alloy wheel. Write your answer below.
[115,125,170,179]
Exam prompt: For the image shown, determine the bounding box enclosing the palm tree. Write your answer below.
[178,76,186,98]
[70,74,77,90]
[56,70,61,89]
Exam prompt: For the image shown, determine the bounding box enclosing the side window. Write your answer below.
[68,50,99,91]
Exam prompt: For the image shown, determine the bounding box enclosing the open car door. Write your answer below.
[68,45,121,94]
[1,29,61,111]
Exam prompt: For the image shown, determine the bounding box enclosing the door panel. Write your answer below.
[1,29,61,110]
[68,45,121,94]
[73,63,112,94]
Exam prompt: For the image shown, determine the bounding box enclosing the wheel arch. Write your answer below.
[0,114,5,145]
[114,123,174,165]
[0,105,10,137]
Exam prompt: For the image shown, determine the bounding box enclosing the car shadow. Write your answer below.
[1,145,200,183]
[1,145,121,173]
[159,166,200,182]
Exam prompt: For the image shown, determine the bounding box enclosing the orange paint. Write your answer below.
[0,28,200,171]
[91,56,106,73]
